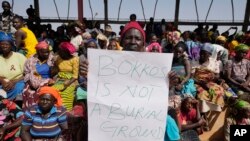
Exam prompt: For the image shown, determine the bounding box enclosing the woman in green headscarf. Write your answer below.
[224,98,250,141]
[226,44,250,93]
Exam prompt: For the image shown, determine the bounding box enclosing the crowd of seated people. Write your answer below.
[0,3,250,140]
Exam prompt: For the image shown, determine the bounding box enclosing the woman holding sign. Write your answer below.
[80,21,180,141]
[80,21,178,82]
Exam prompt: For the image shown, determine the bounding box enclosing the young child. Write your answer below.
[180,97,206,134]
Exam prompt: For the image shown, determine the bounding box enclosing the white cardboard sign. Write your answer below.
[87,49,173,141]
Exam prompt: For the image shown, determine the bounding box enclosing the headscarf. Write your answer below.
[35,41,49,50]
[201,43,214,54]
[228,40,239,52]
[234,100,250,109]
[0,31,12,42]
[38,86,62,107]
[121,21,146,44]
[235,44,249,53]
[216,35,227,43]
[59,42,76,55]
[146,42,162,53]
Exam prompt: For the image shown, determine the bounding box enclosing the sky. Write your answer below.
[6,0,249,35]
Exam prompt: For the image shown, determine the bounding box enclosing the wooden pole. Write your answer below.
[34,0,40,17]
[78,0,83,22]
[242,0,250,32]
[104,0,108,27]
[174,0,180,29]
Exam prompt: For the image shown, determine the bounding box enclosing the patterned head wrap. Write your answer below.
[235,44,249,53]
[121,21,146,44]
[0,31,12,42]
[59,42,76,55]
[38,86,63,107]
[35,41,49,50]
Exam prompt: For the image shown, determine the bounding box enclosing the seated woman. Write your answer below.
[224,98,250,141]
[193,43,225,112]
[22,41,55,110]
[226,44,250,93]
[171,41,196,98]
[192,43,226,130]
[21,86,67,141]
[167,94,201,141]
[0,31,26,102]
[0,91,24,141]
[52,42,79,111]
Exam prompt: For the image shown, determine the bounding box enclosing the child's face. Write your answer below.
[150,36,158,43]
[174,47,184,59]
[151,46,160,53]
[183,98,193,111]
[172,77,180,85]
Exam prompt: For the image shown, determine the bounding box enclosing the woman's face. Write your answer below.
[174,47,184,59]
[182,32,189,41]
[150,35,158,43]
[107,41,117,50]
[199,50,210,63]
[183,98,193,112]
[0,41,12,54]
[2,2,10,12]
[58,47,71,60]
[37,48,50,61]
[236,51,248,60]
[122,28,144,52]
[87,41,97,49]
[38,94,55,112]
[13,18,23,30]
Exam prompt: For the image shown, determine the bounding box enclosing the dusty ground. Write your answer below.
[199,107,228,141]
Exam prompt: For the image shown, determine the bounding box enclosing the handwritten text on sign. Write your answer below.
[88,49,173,141]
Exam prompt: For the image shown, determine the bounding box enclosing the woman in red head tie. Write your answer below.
[23,41,55,110]
[52,42,79,111]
